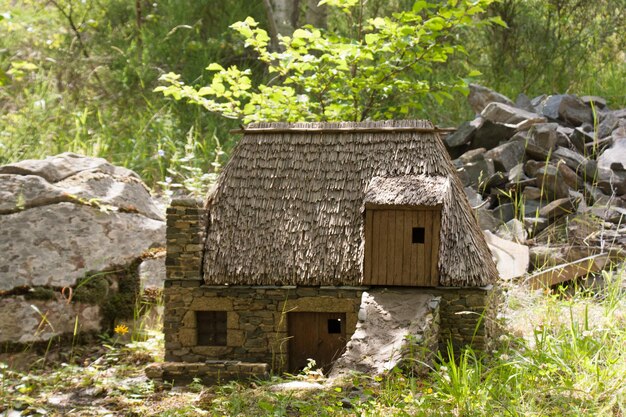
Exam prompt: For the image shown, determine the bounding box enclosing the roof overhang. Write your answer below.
[363,175,450,208]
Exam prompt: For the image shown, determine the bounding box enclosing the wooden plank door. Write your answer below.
[363,208,440,286]
[288,312,347,373]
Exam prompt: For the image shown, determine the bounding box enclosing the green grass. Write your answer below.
[1,266,624,416]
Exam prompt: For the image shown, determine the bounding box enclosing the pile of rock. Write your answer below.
[0,153,166,348]
[446,85,625,279]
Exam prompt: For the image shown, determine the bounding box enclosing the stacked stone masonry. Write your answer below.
[164,283,364,372]
[162,199,501,378]
[165,198,207,281]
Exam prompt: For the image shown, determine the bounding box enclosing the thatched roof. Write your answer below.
[364,175,449,207]
[203,120,498,287]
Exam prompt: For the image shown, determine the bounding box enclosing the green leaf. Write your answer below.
[412,1,428,13]
[206,63,224,71]
[489,16,508,28]
[468,69,482,77]
[293,28,313,39]
[364,33,379,45]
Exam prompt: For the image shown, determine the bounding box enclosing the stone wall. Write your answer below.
[164,284,364,371]
[162,199,501,375]
[165,198,207,281]
[145,360,269,385]
[432,285,501,353]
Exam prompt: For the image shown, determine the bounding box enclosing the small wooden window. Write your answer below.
[412,227,425,244]
[196,311,227,346]
[327,318,342,334]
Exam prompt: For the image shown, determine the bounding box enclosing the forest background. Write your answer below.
[1,0,625,195]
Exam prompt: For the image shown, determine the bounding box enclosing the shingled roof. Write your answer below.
[203,120,498,287]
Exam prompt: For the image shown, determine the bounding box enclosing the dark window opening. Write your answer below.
[196,311,227,346]
[327,318,342,334]
[412,227,425,244]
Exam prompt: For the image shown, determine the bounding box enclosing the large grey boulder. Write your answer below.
[468,84,515,114]
[480,102,546,129]
[541,94,592,127]
[485,140,526,172]
[484,231,529,280]
[0,152,138,183]
[0,153,166,345]
[597,137,626,171]
[0,203,164,290]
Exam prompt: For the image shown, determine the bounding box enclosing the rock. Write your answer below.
[535,164,571,201]
[508,163,527,182]
[329,290,437,380]
[523,186,542,200]
[480,102,546,127]
[484,231,529,280]
[523,199,545,218]
[597,137,626,171]
[445,119,479,148]
[515,93,535,112]
[139,255,166,289]
[0,153,166,346]
[492,203,516,223]
[525,160,548,178]
[460,158,495,187]
[581,95,607,109]
[556,126,573,147]
[557,162,582,190]
[485,141,526,172]
[523,217,549,236]
[458,148,487,164]
[596,166,626,196]
[597,113,620,139]
[586,204,626,224]
[483,172,509,191]
[551,147,587,172]
[541,94,593,127]
[468,84,515,114]
[570,127,596,153]
[0,294,100,344]
[584,183,609,205]
[539,197,575,220]
[529,245,567,270]
[472,120,517,150]
[269,381,326,392]
[0,202,164,290]
[530,94,548,113]
[528,123,559,151]
[464,186,484,207]
[476,207,500,231]
[496,219,528,244]
[0,174,68,214]
[0,152,138,183]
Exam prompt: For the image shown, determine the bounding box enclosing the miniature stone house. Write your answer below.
[157,120,499,383]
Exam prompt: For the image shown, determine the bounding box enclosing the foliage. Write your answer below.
[0,0,259,190]
[156,0,505,123]
[2,266,624,415]
[473,0,626,103]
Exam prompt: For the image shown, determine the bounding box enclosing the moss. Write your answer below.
[72,274,110,304]
[100,260,142,329]
[23,287,56,301]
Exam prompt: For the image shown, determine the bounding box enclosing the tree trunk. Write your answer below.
[270,0,298,36]
[305,0,327,28]
[263,0,300,50]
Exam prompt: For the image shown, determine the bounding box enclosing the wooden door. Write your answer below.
[288,312,347,373]
[363,208,441,286]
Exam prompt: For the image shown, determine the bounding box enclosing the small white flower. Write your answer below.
[157,149,165,157]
